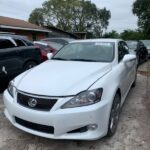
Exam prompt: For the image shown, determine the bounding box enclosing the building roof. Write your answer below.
[0,16,50,33]
[45,26,79,39]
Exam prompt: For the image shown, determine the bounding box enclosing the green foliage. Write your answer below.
[28,0,111,38]
[132,0,150,38]
[102,29,146,40]
[103,30,119,39]
[120,29,145,40]
[28,8,45,26]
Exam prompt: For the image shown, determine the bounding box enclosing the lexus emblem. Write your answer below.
[28,98,37,108]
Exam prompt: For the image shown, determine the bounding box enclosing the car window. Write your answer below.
[118,41,129,62]
[46,42,64,50]
[126,41,137,49]
[0,39,15,49]
[14,39,26,46]
[53,42,115,62]
[23,39,33,46]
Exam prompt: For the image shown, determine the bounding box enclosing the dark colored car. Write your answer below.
[141,40,150,57]
[0,36,41,90]
[0,34,34,46]
[33,41,61,61]
[126,40,148,64]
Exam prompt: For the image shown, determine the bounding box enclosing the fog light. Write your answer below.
[88,124,98,131]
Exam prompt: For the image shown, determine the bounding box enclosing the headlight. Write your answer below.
[8,81,15,98]
[61,88,103,109]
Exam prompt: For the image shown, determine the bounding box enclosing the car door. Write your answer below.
[0,39,15,87]
[0,39,23,82]
[139,42,148,61]
[117,41,131,99]
[123,41,136,86]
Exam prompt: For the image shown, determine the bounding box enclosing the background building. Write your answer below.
[0,16,50,41]
[0,16,79,41]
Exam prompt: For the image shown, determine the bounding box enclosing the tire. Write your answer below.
[24,61,37,71]
[132,69,137,87]
[107,93,121,137]
[137,55,139,65]
[145,55,148,62]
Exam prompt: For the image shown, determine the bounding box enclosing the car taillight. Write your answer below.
[41,50,48,61]
[35,46,47,61]
[34,47,42,55]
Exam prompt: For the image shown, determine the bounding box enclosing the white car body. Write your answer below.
[3,39,137,140]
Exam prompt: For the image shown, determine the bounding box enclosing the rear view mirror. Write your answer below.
[47,53,53,60]
[123,54,136,63]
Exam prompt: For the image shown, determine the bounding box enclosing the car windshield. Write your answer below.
[34,43,48,50]
[52,42,114,62]
[46,41,63,50]
[126,41,137,49]
[141,40,150,47]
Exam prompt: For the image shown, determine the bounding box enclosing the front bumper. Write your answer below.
[3,90,111,140]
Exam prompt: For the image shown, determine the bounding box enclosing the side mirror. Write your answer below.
[47,53,53,60]
[123,54,136,63]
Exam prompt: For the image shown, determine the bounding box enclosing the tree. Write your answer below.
[103,30,119,38]
[28,0,111,38]
[120,29,145,40]
[28,8,45,26]
[132,0,150,38]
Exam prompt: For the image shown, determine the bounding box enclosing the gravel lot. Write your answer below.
[0,61,150,150]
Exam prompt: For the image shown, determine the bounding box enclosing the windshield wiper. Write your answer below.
[68,59,100,62]
[52,58,70,61]
[52,58,101,62]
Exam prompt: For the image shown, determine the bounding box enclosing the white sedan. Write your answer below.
[3,39,137,140]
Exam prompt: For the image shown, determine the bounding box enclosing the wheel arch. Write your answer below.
[106,87,122,137]
[23,59,38,71]
[23,59,38,67]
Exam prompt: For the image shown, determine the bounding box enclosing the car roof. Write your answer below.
[0,34,27,39]
[41,37,75,43]
[34,41,48,46]
[42,37,74,40]
[70,39,122,43]
[140,40,150,42]
[0,36,11,39]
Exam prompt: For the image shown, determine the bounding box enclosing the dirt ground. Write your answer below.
[0,61,150,150]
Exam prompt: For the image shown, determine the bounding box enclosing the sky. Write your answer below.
[0,0,138,33]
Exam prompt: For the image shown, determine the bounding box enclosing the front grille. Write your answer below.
[15,117,54,134]
[17,92,57,111]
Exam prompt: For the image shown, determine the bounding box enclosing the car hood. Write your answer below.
[15,60,112,96]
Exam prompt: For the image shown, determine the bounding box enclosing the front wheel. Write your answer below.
[107,93,121,137]
[24,61,37,71]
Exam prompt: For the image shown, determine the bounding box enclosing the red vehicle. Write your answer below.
[34,41,62,61]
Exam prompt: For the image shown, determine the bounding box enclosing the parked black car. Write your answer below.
[126,40,148,64]
[141,40,150,57]
[0,35,41,90]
